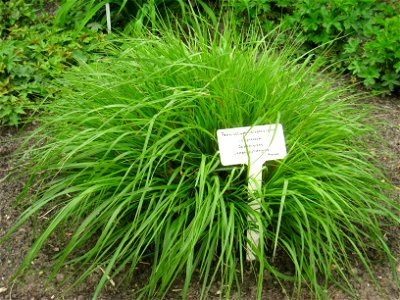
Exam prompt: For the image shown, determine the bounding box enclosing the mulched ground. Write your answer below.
[0,96,399,300]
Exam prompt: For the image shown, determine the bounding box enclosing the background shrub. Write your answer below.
[344,15,400,91]
[226,0,400,94]
[0,0,105,126]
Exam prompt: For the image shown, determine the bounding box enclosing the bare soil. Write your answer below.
[0,96,399,300]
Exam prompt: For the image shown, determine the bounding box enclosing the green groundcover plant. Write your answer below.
[227,0,400,94]
[0,0,106,126]
[3,15,399,299]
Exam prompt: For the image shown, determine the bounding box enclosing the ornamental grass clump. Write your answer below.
[4,20,399,299]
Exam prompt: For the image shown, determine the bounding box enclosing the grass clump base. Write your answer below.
[3,19,399,299]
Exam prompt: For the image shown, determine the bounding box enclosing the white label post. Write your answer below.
[105,3,112,33]
[217,124,287,260]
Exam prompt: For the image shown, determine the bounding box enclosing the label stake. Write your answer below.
[246,159,263,260]
[217,124,287,260]
[106,3,112,34]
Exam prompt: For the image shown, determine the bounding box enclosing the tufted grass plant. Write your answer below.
[3,15,399,299]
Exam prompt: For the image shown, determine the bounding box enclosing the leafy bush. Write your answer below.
[0,0,37,34]
[227,0,400,94]
[0,0,105,126]
[4,18,399,299]
[345,15,400,91]
[0,0,39,125]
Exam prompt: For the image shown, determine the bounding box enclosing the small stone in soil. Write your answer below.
[56,273,64,282]
[0,287,7,293]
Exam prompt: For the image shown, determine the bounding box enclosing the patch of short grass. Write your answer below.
[3,16,399,299]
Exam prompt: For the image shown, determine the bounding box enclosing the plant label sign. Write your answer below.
[217,124,287,260]
[217,124,286,166]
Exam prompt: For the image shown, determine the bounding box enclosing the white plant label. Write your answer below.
[217,124,287,260]
[217,124,286,166]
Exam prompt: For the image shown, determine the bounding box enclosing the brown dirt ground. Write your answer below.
[0,96,399,300]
